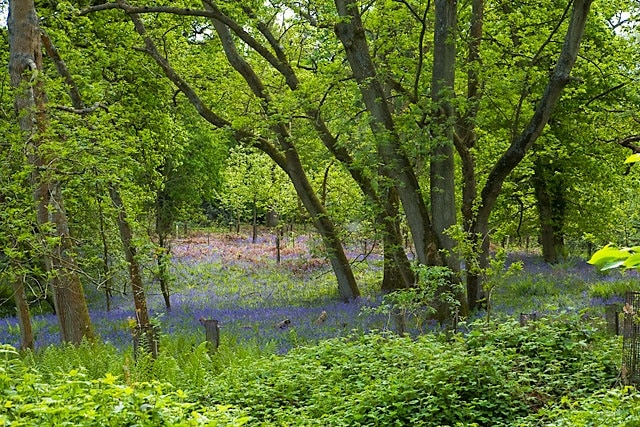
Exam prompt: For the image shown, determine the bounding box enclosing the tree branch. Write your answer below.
[103,2,286,165]
[616,135,640,153]
[476,0,593,229]
[41,29,85,109]
[586,82,628,106]
[55,102,108,115]
[82,2,300,90]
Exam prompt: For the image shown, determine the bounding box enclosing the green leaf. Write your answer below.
[587,244,632,270]
[625,153,640,164]
[623,252,640,269]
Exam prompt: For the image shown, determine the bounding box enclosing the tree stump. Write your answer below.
[519,312,538,327]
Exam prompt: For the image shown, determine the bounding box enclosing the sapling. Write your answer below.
[444,225,522,323]
[361,265,460,335]
[482,248,523,324]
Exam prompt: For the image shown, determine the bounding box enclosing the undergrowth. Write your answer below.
[198,315,620,426]
[0,313,627,426]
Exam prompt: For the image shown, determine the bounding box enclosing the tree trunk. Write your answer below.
[276,226,282,265]
[9,0,94,344]
[155,186,172,311]
[380,188,415,291]
[533,157,566,264]
[157,233,172,311]
[252,195,258,243]
[49,183,95,343]
[12,267,34,350]
[95,186,113,312]
[283,150,360,300]
[334,0,441,267]
[456,0,484,312]
[204,1,360,300]
[109,184,151,327]
[430,0,458,271]
[266,208,279,228]
[471,0,592,306]
[309,91,414,292]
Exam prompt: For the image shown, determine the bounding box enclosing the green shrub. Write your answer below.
[3,313,622,426]
[522,387,640,426]
[23,340,123,381]
[201,316,619,426]
[464,316,620,405]
[0,345,250,426]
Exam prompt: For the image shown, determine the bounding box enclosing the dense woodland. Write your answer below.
[1,0,640,425]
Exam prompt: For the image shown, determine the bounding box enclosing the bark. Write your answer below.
[9,0,94,344]
[533,157,566,264]
[430,0,458,271]
[155,186,172,310]
[49,183,95,343]
[534,174,558,264]
[109,184,150,327]
[252,195,258,244]
[283,146,360,300]
[380,188,415,291]
[334,0,440,266]
[95,186,113,312]
[455,0,484,311]
[12,265,34,350]
[157,234,172,311]
[310,93,414,290]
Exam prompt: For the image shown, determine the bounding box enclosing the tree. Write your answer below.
[69,0,632,316]
[430,0,458,271]
[334,0,442,269]
[8,0,94,344]
[461,0,593,309]
[80,1,362,301]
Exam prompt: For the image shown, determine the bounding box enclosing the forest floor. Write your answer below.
[0,228,637,352]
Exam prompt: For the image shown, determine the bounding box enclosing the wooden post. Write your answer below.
[519,312,538,327]
[200,318,220,353]
[605,303,622,335]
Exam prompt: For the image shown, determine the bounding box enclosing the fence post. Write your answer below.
[519,312,538,327]
[605,303,622,335]
[200,318,220,353]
